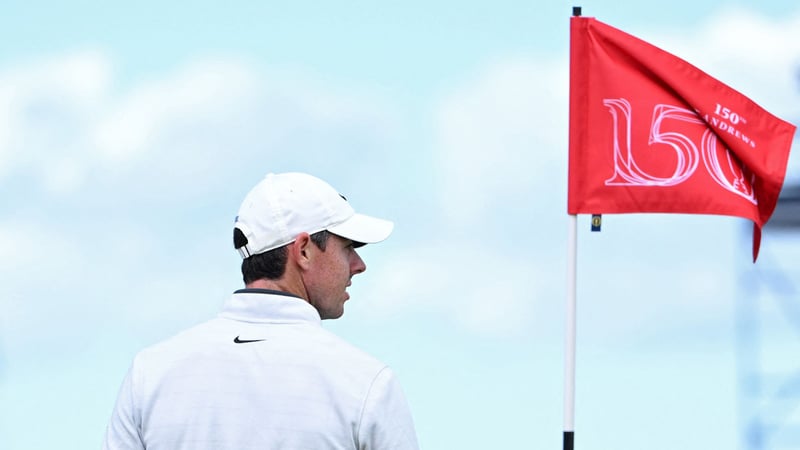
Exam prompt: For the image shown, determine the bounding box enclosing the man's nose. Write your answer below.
[351,251,366,275]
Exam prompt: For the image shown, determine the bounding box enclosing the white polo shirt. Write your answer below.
[103,289,419,450]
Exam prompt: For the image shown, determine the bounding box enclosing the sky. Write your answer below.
[1,1,800,449]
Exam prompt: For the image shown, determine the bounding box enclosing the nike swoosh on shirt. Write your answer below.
[233,336,266,344]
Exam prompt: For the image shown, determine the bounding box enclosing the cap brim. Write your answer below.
[327,213,394,245]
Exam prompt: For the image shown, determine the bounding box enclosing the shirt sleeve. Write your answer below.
[357,367,419,450]
[102,363,145,450]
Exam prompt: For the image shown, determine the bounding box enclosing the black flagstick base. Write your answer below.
[564,431,574,450]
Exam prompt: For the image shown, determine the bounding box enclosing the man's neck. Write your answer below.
[245,277,307,300]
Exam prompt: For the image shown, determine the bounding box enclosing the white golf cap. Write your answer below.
[234,172,394,258]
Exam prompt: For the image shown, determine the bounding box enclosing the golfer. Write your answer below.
[103,172,419,449]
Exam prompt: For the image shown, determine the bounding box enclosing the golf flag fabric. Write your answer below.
[568,16,796,261]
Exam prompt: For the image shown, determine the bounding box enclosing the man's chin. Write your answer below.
[320,305,346,320]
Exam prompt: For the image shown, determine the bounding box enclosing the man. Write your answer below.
[103,172,419,450]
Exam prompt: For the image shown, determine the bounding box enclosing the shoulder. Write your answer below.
[130,318,222,369]
[357,365,419,449]
[308,325,389,376]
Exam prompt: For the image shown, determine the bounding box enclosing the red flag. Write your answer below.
[568,16,796,261]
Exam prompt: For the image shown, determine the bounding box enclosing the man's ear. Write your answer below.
[291,233,313,269]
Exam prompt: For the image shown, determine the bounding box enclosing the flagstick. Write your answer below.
[564,213,578,450]
[565,8,582,449]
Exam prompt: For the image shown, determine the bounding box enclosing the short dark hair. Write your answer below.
[234,229,331,284]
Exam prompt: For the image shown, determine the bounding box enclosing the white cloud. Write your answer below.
[434,56,569,224]
[0,51,400,205]
[92,57,260,163]
[40,156,86,195]
[0,220,87,336]
[356,244,561,338]
[0,49,111,187]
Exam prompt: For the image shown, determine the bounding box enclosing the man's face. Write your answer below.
[304,234,367,319]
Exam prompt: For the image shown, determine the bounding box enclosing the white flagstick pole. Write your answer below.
[565,8,582,449]
[564,213,578,450]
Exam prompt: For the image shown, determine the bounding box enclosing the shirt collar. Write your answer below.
[219,289,321,325]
